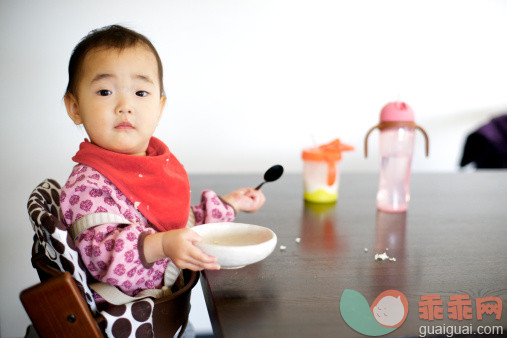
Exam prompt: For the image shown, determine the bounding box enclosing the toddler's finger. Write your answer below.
[190,245,217,263]
[246,187,258,195]
[251,196,265,211]
[203,262,221,270]
[181,262,205,271]
[188,229,203,242]
[187,255,221,270]
[248,189,265,207]
[245,191,258,201]
[251,188,264,198]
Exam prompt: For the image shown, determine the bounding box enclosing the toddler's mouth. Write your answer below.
[115,121,134,129]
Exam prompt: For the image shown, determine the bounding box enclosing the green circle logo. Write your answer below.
[340,289,408,336]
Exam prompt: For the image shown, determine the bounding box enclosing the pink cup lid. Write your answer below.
[380,101,414,122]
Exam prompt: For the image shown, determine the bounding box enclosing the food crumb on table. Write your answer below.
[374,252,396,262]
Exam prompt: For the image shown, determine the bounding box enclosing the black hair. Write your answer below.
[65,25,164,97]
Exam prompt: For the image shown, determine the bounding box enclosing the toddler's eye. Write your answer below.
[136,91,149,97]
[98,90,112,96]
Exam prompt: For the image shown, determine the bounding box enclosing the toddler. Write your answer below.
[61,25,265,298]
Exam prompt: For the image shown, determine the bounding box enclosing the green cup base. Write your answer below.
[304,189,338,204]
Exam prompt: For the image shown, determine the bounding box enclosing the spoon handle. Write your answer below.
[255,182,265,190]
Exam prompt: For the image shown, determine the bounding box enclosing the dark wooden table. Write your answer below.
[190,172,507,337]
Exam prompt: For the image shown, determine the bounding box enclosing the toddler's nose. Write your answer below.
[115,98,133,114]
[117,107,132,114]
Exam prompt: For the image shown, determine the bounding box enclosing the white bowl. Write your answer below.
[192,222,277,269]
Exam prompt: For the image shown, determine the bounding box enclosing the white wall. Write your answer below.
[1,0,507,337]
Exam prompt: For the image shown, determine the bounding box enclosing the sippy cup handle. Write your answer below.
[364,122,430,157]
[415,125,430,157]
[364,123,380,158]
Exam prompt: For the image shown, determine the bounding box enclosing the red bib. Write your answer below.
[72,137,190,232]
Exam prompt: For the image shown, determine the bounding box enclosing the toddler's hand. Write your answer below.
[161,228,220,271]
[222,188,266,213]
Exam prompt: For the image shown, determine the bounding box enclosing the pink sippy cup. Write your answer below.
[364,102,429,213]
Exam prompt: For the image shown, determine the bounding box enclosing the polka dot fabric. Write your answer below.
[101,299,155,338]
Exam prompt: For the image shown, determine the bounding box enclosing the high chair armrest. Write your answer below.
[20,272,103,338]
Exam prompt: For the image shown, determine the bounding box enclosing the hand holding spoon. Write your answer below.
[255,165,284,190]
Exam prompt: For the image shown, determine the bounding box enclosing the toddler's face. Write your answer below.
[65,44,165,156]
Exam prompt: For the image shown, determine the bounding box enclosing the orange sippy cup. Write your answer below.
[302,139,354,203]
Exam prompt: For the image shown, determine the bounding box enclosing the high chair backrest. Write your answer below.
[23,179,199,337]
[27,179,98,311]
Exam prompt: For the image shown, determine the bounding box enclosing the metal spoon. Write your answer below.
[255,165,284,190]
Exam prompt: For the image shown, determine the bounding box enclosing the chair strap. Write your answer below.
[89,282,169,306]
[70,213,133,240]
[71,209,195,240]
[70,210,196,305]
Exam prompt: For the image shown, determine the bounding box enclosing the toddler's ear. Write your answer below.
[158,94,166,119]
[64,93,82,125]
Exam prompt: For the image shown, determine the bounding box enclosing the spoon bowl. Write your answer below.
[255,164,284,190]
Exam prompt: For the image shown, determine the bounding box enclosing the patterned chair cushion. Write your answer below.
[27,179,97,312]
[27,179,157,337]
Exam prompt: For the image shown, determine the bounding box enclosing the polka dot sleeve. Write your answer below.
[60,164,169,297]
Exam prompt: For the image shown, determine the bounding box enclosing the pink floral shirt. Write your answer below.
[60,164,235,297]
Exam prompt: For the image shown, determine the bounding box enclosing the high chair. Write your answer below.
[20,179,199,338]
